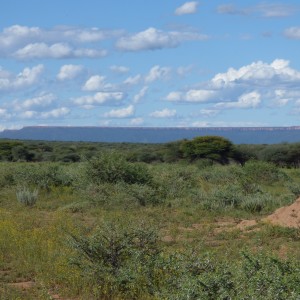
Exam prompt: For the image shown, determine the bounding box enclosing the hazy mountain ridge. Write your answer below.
[1,126,300,144]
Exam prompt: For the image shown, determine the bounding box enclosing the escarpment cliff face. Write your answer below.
[1,126,300,144]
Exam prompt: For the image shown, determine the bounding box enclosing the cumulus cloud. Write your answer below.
[133,86,148,103]
[82,75,107,91]
[20,110,38,119]
[145,65,171,83]
[0,64,44,91]
[175,2,198,15]
[215,91,261,109]
[13,42,107,59]
[57,64,84,80]
[165,59,300,109]
[211,59,300,88]
[74,92,125,106]
[130,117,144,125]
[104,105,134,118]
[14,92,56,110]
[116,27,207,51]
[123,74,142,85]
[110,65,129,73]
[19,107,70,119]
[166,89,216,102]
[284,27,300,40]
[0,108,11,119]
[41,107,70,118]
[0,25,111,59]
[150,108,177,118]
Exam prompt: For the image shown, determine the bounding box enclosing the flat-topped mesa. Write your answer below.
[1,126,300,144]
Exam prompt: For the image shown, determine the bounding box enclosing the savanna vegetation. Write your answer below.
[0,136,300,299]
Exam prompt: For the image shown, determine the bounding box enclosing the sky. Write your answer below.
[0,0,300,130]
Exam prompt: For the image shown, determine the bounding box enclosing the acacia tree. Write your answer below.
[179,136,238,164]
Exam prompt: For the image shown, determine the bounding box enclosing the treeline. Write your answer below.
[1,136,300,167]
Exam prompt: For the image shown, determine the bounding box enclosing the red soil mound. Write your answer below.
[264,197,300,228]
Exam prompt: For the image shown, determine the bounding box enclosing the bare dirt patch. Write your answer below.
[263,197,300,228]
[7,281,36,290]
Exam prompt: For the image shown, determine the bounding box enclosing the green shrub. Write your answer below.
[285,181,300,197]
[68,222,160,298]
[86,152,152,185]
[199,184,244,211]
[241,194,274,213]
[243,161,287,184]
[13,163,73,190]
[128,184,164,206]
[16,186,38,206]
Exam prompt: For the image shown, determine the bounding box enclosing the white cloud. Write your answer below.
[105,105,134,118]
[0,64,44,91]
[41,107,70,118]
[215,91,261,109]
[185,90,216,102]
[166,89,216,102]
[57,64,84,80]
[165,59,300,109]
[82,75,106,91]
[197,109,219,117]
[133,86,148,103]
[19,106,70,119]
[211,59,300,88]
[74,92,125,106]
[284,27,300,40]
[15,92,56,110]
[73,48,107,58]
[20,110,37,119]
[14,43,72,59]
[165,91,183,102]
[123,74,142,85]
[116,27,207,52]
[130,117,144,125]
[150,108,177,118]
[110,65,129,73]
[0,25,114,59]
[145,65,171,83]
[175,1,198,15]
[13,42,107,59]
[0,108,11,119]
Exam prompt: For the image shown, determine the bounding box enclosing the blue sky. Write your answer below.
[1,0,300,130]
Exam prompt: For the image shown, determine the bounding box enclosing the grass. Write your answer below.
[0,160,299,299]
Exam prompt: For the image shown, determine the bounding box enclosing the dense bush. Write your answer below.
[68,222,161,298]
[69,223,300,299]
[13,163,73,190]
[86,152,152,185]
[180,136,241,164]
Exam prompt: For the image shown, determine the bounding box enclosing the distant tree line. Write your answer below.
[0,136,300,167]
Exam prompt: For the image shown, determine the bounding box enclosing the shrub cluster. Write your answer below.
[69,223,300,299]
